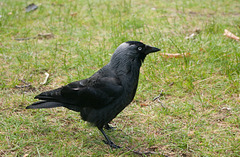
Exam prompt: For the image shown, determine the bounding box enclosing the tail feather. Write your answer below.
[26,101,63,109]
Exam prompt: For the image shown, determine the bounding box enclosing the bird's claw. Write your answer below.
[103,140,121,149]
[104,124,116,131]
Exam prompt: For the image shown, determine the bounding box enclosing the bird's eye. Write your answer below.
[138,47,142,51]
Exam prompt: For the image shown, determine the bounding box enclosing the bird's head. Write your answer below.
[111,41,160,64]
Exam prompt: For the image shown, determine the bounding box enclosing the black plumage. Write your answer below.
[26,41,160,148]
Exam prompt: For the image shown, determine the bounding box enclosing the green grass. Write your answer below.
[1,0,239,156]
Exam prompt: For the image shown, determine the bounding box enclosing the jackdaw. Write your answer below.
[26,41,160,148]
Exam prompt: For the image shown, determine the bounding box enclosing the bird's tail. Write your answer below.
[26,100,63,109]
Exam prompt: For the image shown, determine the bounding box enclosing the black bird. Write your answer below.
[26,41,160,148]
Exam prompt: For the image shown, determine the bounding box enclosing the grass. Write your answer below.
[0,0,239,156]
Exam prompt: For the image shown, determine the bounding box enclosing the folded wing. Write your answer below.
[34,76,123,109]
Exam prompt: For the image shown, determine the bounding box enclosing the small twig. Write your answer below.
[223,29,239,41]
[15,84,32,88]
[125,147,158,156]
[14,33,54,41]
[158,99,165,109]
[153,89,166,109]
[169,82,174,86]
[153,89,164,101]
[40,72,49,85]
[19,79,28,85]
[14,36,37,41]
[15,79,35,90]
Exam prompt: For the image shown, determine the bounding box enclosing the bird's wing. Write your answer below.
[34,76,123,108]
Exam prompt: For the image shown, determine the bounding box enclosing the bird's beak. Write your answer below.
[145,45,161,55]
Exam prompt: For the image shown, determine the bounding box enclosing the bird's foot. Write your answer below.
[104,124,116,131]
[103,140,121,149]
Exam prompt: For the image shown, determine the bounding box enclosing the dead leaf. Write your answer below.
[160,53,191,58]
[70,12,77,17]
[8,12,12,15]
[194,28,201,34]
[185,33,196,39]
[23,154,29,157]
[38,33,54,39]
[188,131,195,137]
[149,146,158,151]
[26,3,38,12]
[140,103,148,107]
[221,107,231,111]
[185,28,201,39]
[223,29,239,41]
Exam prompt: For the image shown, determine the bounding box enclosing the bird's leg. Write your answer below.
[98,127,121,149]
[104,123,116,130]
